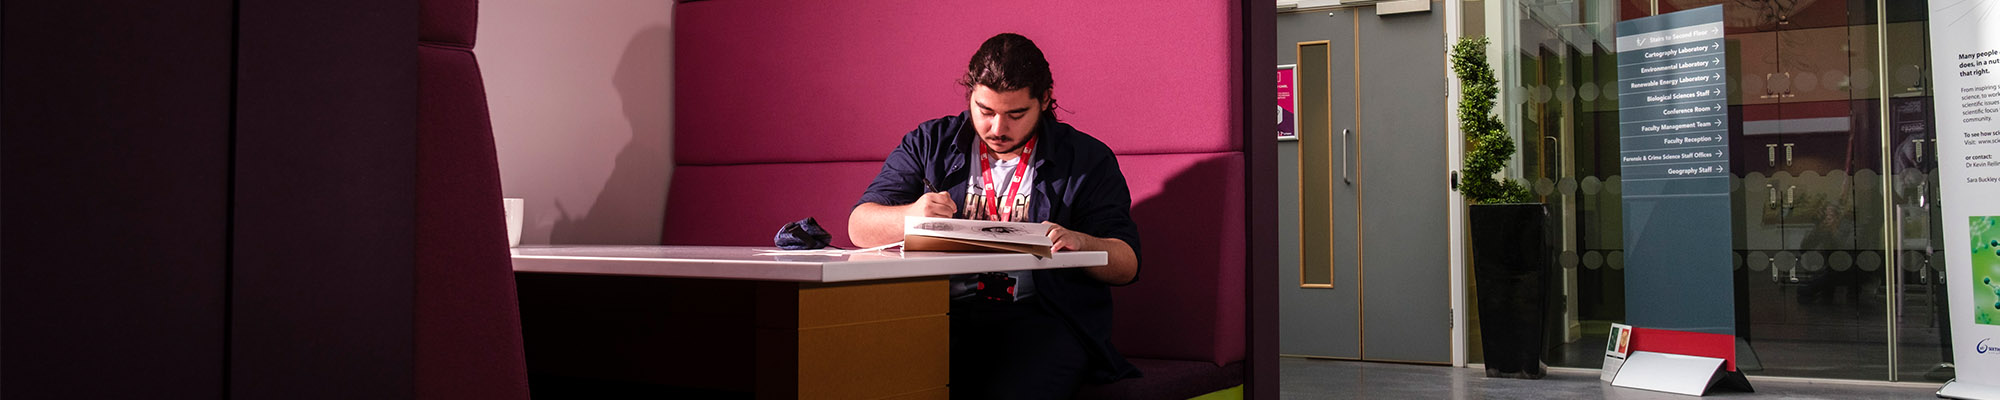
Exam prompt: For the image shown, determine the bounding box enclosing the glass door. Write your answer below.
[1501,0,1625,369]
[1692,0,1892,380]
[1877,1,1953,383]
[1502,0,1955,382]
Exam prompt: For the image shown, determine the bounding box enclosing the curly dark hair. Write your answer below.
[958,33,1057,119]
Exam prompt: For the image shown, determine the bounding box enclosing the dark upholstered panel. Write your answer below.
[1074,359,1244,399]
[660,162,887,248]
[231,1,418,397]
[673,0,1239,166]
[7,1,525,398]
[417,42,531,400]
[1114,153,1247,366]
[420,0,478,47]
[2,2,233,397]
[414,0,529,398]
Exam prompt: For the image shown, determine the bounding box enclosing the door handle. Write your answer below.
[1342,129,1352,185]
[1543,136,1561,179]
[1781,72,1795,98]
[1783,143,1794,167]
[1767,144,1779,167]
[1786,185,1796,207]
[1915,139,1926,164]
[1898,207,1923,283]
[1932,138,1941,171]
[1761,73,1778,99]
[1768,255,1779,283]
[1920,182,1929,208]
[1768,184,1779,207]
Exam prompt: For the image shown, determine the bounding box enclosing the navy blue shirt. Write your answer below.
[856,110,1142,382]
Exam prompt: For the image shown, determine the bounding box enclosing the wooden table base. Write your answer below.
[755,277,949,400]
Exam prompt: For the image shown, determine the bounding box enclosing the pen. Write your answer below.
[923,178,936,193]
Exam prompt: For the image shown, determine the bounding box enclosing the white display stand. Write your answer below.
[1928,0,2000,397]
[1942,381,2000,400]
[1609,351,1728,396]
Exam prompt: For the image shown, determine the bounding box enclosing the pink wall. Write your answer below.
[673,0,1240,166]
[481,1,674,245]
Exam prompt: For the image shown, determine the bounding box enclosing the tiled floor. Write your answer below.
[1280,357,1944,399]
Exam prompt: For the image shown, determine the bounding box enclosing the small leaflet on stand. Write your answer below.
[1601,323,1634,382]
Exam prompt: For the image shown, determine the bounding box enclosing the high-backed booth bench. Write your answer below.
[658,1,1248,398]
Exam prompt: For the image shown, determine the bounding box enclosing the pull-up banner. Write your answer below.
[1616,5,1734,335]
[1929,2,2000,398]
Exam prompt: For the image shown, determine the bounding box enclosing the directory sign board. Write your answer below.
[1616,5,1734,335]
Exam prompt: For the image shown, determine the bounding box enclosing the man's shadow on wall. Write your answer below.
[547,25,673,245]
[1116,154,1240,352]
[523,25,747,397]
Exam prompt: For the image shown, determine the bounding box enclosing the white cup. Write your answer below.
[504,198,524,247]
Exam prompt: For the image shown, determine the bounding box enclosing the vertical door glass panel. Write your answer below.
[1728,0,1890,380]
[1298,41,1335,287]
[1884,0,1953,381]
[1509,0,1626,369]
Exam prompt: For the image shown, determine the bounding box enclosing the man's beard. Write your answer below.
[986,138,1030,155]
[984,131,1037,155]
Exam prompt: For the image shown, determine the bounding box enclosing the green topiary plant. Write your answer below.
[1450,36,1531,204]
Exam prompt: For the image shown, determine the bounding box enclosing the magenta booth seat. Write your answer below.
[665,1,1245,398]
[416,0,531,398]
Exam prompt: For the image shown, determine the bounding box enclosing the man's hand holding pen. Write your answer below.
[908,179,957,218]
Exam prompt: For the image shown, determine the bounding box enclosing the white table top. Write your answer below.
[510,245,1108,283]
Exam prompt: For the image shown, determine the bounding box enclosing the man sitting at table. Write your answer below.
[847,32,1142,399]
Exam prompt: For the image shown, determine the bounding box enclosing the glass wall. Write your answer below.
[1469,0,1951,382]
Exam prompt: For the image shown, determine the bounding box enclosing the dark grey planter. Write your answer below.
[1470,202,1554,379]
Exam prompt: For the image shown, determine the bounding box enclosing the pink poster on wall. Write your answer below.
[1278,67,1296,140]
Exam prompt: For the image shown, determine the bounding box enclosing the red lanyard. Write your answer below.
[978,137,1036,222]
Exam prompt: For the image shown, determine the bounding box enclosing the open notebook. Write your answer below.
[903,216,1053,258]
